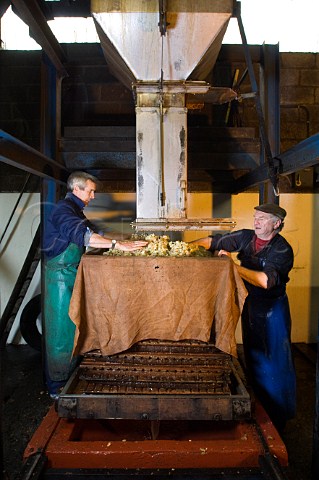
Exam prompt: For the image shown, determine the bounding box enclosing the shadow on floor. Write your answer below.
[0,343,317,480]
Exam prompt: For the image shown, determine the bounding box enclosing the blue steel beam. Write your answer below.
[235,7,279,196]
[232,132,319,193]
[0,129,68,184]
[313,325,319,477]
[259,43,280,203]
[276,133,319,175]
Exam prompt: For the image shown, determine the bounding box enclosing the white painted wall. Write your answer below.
[0,193,40,343]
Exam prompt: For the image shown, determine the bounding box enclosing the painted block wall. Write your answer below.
[185,192,319,344]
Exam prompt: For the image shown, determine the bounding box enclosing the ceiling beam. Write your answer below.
[231,132,319,193]
[11,0,68,77]
[0,130,68,184]
[0,0,10,19]
[275,133,319,175]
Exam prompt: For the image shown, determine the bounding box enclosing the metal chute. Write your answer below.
[91,0,236,230]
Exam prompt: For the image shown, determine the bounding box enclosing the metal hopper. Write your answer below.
[91,0,237,230]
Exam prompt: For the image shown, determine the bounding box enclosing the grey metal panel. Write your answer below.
[189,152,259,169]
[60,140,136,152]
[63,126,136,138]
[92,1,234,83]
[62,151,260,171]
[93,17,136,90]
[62,151,136,169]
[63,126,258,140]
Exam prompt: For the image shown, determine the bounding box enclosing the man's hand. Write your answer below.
[88,233,147,251]
[218,249,232,258]
[217,249,268,288]
[116,240,148,252]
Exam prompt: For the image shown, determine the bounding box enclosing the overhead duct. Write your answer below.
[91,0,237,231]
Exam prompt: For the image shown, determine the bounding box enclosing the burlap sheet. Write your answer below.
[69,255,247,358]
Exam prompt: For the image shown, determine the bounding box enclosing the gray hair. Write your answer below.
[269,213,284,232]
[67,171,99,191]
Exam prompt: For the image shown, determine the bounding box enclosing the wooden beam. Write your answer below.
[11,0,68,77]
[0,0,10,19]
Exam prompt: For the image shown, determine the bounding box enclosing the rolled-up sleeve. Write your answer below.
[261,241,293,288]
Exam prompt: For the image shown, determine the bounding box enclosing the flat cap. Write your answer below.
[254,203,286,220]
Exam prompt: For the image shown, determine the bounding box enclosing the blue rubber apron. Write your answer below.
[241,293,296,425]
[44,243,83,382]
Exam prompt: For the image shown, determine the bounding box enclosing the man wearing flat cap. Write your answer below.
[192,203,296,431]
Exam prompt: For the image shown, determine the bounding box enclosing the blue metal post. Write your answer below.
[40,52,65,373]
[312,316,319,478]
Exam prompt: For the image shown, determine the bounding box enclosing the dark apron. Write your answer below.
[44,243,83,381]
[241,293,296,424]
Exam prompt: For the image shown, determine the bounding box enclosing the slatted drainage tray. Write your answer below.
[57,340,251,421]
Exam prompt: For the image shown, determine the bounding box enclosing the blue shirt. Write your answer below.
[43,192,100,259]
[210,229,294,298]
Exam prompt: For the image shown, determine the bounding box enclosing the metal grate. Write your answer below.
[58,340,251,421]
[78,340,233,395]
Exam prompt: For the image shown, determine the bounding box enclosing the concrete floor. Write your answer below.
[0,343,317,480]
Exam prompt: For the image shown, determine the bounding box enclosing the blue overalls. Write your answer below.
[211,229,296,427]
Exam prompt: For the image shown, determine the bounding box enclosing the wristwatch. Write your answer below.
[111,239,117,250]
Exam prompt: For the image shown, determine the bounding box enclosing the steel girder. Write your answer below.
[232,132,319,193]
[0,129,68,184]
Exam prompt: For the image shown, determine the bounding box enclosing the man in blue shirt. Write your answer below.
[43,171,147,398]
[192,203,296,432]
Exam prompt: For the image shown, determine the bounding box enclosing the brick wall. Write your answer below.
[280,53,319,151]
[61,44,135,128]
[0,45,319,164]
[0,51,41,149]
